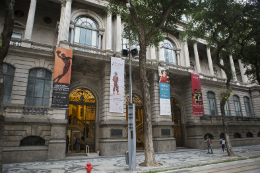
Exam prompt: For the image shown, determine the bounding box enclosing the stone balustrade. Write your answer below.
[23,106,49,115]
[201,115,260,123]
[4,104,50,116]
[9,38,21,46]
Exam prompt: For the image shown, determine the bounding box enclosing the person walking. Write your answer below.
[206,136,213,154]
[75,137,80,153]
[221,138,226,152]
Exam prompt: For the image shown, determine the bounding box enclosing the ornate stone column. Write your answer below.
[57,0,66,45]
[220,59,226,79]
[70,26,74,44]
[206,47,214,76]
[159,42,164,61]
[193,43,201,73]
[62,0,73,42]
[238,60,248,83]
[98,34,102,49]
[150,46,156,60]
[229,54,237,81]
[183,41,190,67]
[176,51,180,65]
[106,13,112,50]
[24,0,37,40]
[116,14,121,52]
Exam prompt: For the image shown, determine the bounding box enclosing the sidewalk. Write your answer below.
[3,145,260,173]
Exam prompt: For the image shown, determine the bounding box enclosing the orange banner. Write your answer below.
[53,47,73,84]
[52,47,73,109]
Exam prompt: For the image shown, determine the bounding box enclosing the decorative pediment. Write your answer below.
[72,61,100,75]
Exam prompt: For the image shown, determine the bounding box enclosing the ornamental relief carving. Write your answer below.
[72,62,100,76]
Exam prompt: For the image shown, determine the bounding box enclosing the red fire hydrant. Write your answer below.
[85,163,93,173]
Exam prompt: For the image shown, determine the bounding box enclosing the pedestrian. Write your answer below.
[206,136,213,154]
[66,135,69,153]
[75,137,80,153]
[221,138,226,152]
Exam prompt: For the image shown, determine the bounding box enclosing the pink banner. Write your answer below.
[191,73,203,116]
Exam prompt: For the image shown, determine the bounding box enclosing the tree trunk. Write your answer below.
[220,94,235,156]
[0,1,15,172]
[219,73,235,156]
[0,65,4,173]
[138,32,158,167]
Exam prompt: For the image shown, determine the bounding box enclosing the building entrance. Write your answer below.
[126,94,144,150]
[171,97,183,147]
[67,88,95,154]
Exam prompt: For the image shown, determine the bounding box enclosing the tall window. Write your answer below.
[207,91,217,115]
[3,63,15,104]
[74,16,99,48]
[224,101,230,116]
[25,69,52,107]
[233,95,242,116]
[244,97,252,117]
[162,39,177,65]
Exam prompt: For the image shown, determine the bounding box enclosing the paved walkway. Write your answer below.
[3,145,260,173]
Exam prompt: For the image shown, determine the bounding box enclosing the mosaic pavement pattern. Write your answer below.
[3,145,260,173]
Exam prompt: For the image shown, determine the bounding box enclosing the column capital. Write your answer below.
[61,0,66,6]
[66,0,73,3]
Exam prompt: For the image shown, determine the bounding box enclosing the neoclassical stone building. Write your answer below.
[1,0,260,164]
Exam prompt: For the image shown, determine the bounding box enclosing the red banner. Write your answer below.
[51,47,73,109]
[191,73,203,116]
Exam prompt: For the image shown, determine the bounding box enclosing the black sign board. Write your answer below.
[161,129,170,136]
[111,129,122,137]
[51,83,70,109]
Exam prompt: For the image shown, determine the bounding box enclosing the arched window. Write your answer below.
[224,101,230,116]
[234,133,241,138]
[207,91,217,115]
[162,39,177,65]
[20,136,45,146]
[3,63,15,104]
[25,68,52,107]
[233,95,242,116]
[246,132,253,138]
[204,133,214,140]
[220,133,225,139]
[243,97,252,117]
[74,16,99,48]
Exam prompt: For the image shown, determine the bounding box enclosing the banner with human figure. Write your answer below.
[158,66,171,115]
[109,57,125,113]
[191,73,203,116]
[51,47,73,109]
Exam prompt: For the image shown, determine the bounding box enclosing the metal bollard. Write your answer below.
[125,151,129,165]
[85,163,93,173]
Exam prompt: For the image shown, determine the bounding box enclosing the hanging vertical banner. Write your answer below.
[191,73,203,116]
[51,47,73,109]
[158,67,171,115]
[109,57,125,113]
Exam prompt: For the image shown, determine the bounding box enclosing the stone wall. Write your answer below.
[186,123,260,149]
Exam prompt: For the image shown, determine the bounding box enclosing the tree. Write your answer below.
[0,0,15,172]
[107,0,189,166]
[233,0,260,85]
[182,0,248,156]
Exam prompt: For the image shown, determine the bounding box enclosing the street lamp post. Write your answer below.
[126,0,136,171]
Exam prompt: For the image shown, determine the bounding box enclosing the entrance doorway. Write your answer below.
[67,88,95,154]
[126,94,144,150]
[171,97,183,147]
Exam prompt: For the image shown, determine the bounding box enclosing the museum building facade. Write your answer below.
[1,0,260,164]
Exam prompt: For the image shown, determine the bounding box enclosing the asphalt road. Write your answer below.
[163,157,260,173]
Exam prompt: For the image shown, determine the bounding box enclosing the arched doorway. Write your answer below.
[171,97,183,147]
[67,88,95,153]
[126,94,144,150]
